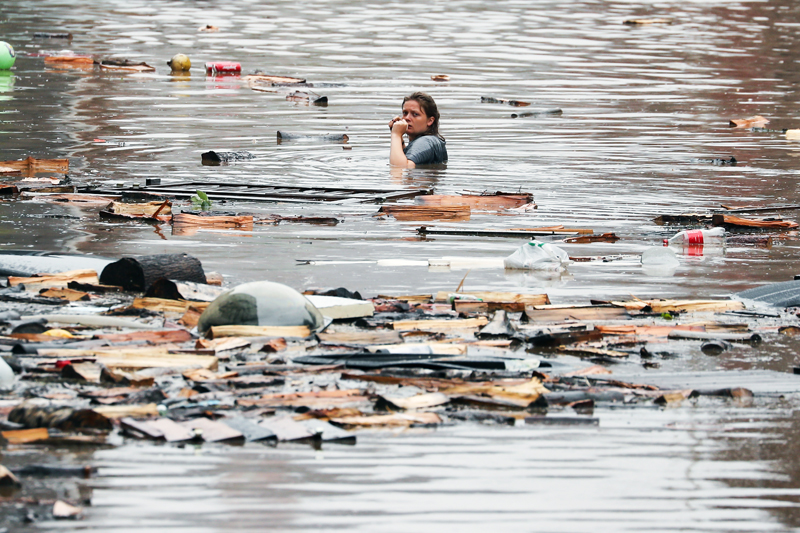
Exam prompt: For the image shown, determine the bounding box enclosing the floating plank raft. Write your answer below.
[83,182,431,204]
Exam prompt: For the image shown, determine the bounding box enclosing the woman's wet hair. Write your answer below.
[403,92,443,140]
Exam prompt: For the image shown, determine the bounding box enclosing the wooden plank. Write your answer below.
[103,200,172,216]
[95,329,193,344]
[524,306,630,322]
[454,301,526,313]
[92,404,160,419]
[375,294,432,303]
[712,214,799,229]
[318,330,403,345]
[38,288,90,301]
[379,392,450,410]
[416,193,533,210]
[132,298,209,315]
[8,269,99,288]
[2,427,49,444]
[435,291,550,305]
[38,348,218,371]
[609,299,745,313]
[331,412,442,427]
[377,205,470,222]
[0,157,69,175]
[209,325,311,339]
[390,317,488,331]
[172,213,254,229]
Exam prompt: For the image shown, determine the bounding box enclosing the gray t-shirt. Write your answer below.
[404,135,448,165]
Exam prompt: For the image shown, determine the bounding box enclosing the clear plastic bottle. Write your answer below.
[664,227,725,245]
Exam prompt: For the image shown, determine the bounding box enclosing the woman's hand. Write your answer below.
[388,115,401,131]
[391,119,408,135]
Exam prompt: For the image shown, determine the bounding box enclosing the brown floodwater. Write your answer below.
[2,0,800,530]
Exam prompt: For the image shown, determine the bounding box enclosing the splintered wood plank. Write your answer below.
[416,193,533,210]
[318,330,403,345]
[609,299,744,313]
[172,213,254,229]
[92,404,160,419]
[8,269,99,288]
[435,291,550,305]
[209,325,311,339]
[390,317,488,331]
[2,427,50,444]
[375,294,432,303]
[38,348,218,371]
[379,392,450,410]
[132,298,209,315]
[95,329,193,344]
[332,412,442,427]
[39,288,90,301]
[525,306,630,322]
[0,157,69,175]
[377,205,470,221]
[712,214,799,229]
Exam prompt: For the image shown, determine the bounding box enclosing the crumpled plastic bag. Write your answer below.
[503,241,571,271]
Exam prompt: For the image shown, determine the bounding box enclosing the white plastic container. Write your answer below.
[504,241,571,271]
[665,227,725,245]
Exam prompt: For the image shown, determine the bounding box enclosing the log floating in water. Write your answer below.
[99,253,207,292]
[276,131,349,143]
[562,232,620,243]
[511,109,563,118]
[481,96,531,107]
[201,151,255,165]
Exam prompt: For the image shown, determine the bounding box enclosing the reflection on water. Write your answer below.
[2,0,800,530]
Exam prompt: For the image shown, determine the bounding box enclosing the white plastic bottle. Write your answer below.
[664,227,725,245]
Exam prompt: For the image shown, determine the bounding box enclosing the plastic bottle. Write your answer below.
[664,227,725,245]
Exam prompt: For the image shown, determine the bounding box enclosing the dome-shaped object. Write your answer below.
[197,281,324,335]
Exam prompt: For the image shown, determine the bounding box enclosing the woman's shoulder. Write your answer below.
[405,134,447,165]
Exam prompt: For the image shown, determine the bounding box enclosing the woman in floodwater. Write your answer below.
[388,92,447,167]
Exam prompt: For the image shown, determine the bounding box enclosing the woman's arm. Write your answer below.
[389,119,416,168]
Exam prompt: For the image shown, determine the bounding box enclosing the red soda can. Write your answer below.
[205,62,241,74]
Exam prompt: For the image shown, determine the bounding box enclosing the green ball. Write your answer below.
[0,42,15,70]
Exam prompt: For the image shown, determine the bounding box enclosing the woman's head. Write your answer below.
[402,92,442,140]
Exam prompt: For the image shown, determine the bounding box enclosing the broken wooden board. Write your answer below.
[331,412,442,427]
[729,115,769,128]
[8,269,99,289]
[711,214,799,230]
[390,317,489,332]
[318,330,404,346]
[44,55,94,65]
[435,291,550,306]
[38,288,90,301]
[377,205,470,222]
[454,301,531,313]
[132,297,209,315]
[608,299,744,313]
[562,232,620,244]
[243,74,307,85]
[415,193,534,211]
[595,324,705,337]
[305,295,375,319]
[172,213,254,230]
[378,392,450,410]
[209,325,311,339]
[100,200,171,222]
[1,427,50,444]
[557,345,629,358]
[375,294,432,303]
[38,348,218,371]
[95,329,193,344]
[99,62,156,72]
[92,404,160,419]
[85,181,430,204]
[525,306,630,323]
[0,157,69,176]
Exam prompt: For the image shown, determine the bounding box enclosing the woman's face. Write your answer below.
[402,100,434,138]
